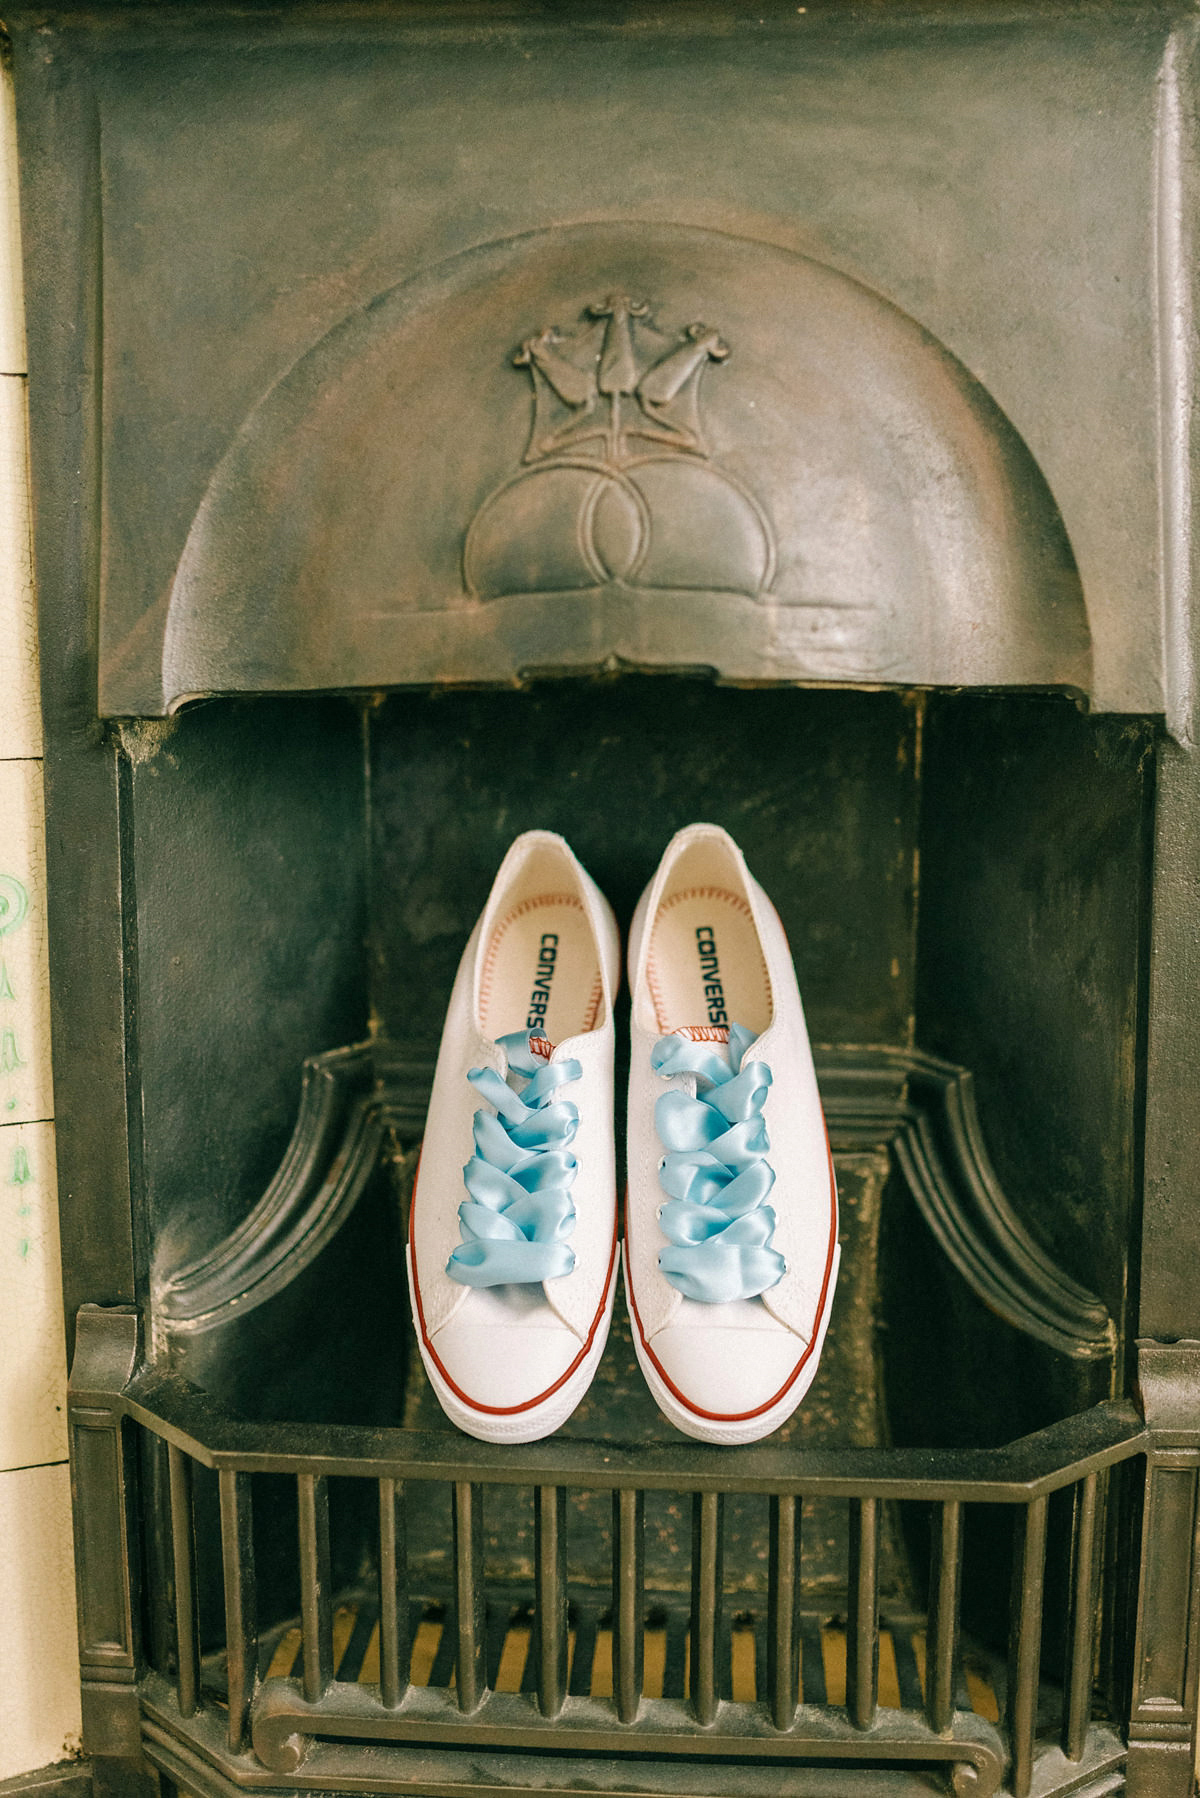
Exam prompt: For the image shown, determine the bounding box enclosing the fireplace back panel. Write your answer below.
[369,682,919,1053]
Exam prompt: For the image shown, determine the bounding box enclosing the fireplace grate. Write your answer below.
[113,1362,1145,1798]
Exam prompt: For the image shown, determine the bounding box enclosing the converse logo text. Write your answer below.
[695,926,728,1025]
[527,933,559,1029]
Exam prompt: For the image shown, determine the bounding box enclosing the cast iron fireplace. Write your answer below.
[10,6,1200,1798]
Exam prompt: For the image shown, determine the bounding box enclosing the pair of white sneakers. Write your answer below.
[406,824,840,1448]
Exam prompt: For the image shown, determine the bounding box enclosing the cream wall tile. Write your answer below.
[0,377,40,760]
[0,757,52,1127]
[0,54,75,1789]
[0,1120,66,1469]
[0,1462,81,1778]
[0,70,27,378]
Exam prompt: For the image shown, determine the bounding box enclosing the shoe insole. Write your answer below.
[646,884,772,1037]
[479,893,603,1045]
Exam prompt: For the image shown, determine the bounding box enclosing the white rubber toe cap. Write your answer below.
[428,1301,580,1411]
[647,1314,808,1419]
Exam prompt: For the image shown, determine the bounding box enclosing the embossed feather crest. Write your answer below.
[465,292,775,604]
[514,294,730,465]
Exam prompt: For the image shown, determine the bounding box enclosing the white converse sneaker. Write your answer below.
[407,831,620,1443]
[624,823,839,1446]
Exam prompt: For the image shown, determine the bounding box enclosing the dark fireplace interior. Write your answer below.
[122,676,1147,1676]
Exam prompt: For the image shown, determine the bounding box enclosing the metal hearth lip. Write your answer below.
[142,1669,1012,1789]
[137,1681,1131,1798]
[120,1371,1145,1498]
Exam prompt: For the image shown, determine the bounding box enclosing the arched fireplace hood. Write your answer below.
[150,222,1090,713]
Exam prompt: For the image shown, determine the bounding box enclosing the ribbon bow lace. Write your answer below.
[652,1022,785,1304]
[446,1030,581,1288]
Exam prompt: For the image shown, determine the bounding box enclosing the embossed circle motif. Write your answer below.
[0,875,28,939]
[464,291,776,604]
[465,455,773,600]
[464,458,650,597]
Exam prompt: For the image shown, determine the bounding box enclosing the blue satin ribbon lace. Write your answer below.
[652,1023,785,1304]
[446,1030,581,1288]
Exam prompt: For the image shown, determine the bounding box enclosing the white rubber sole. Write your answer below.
[625,1240,841,1446]
[406,1242,618,1444]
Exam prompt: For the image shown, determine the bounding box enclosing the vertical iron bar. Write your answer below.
[142,1434,177,1683]
[767,1493,801,1729]
[535,1486,568,1718]
[613,1488,645,1723]
[926,1499,963,1734]
[847,1496,880,1729]
[690,1490,724,1725]
[1062,1473,1102,1760]
[218,1470,257,1753]
[297,1472,333,1701]
[453,1482,486,1711]
[378,1477,409,1708]
[167,1444,200,1719]
[1007,1494,1049,1798]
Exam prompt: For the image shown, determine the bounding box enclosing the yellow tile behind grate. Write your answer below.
[817,1626,916,1711]
[410,1617,443,1685]
[643,1627,667,1699]
[821,1624,847,1707]
[254,1601,999,1726]
[266,1626,301,1678]
[495,1622,529,1692]
[264,1605,356,1680]
[878,1629,902,1709]
[731,1627,756,1702]
[965,1661,1000,1723]
[913,1629,927,1691]
[358,1620,381,1684]
[591,1625,613,1697]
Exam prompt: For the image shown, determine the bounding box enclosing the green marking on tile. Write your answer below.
[0,1028,24,1073]
[17,1237,29,1259]
[10,1144,31,1184]
[0,876,28,939]
[16,1203,30,1218]
[0,961,13,1001]
[4,1098,15,1112]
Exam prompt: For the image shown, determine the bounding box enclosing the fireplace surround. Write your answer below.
[9,5,1200,1798]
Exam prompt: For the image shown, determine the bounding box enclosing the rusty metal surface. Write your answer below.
[9,2,1189,718]
[157,224,1087,707]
